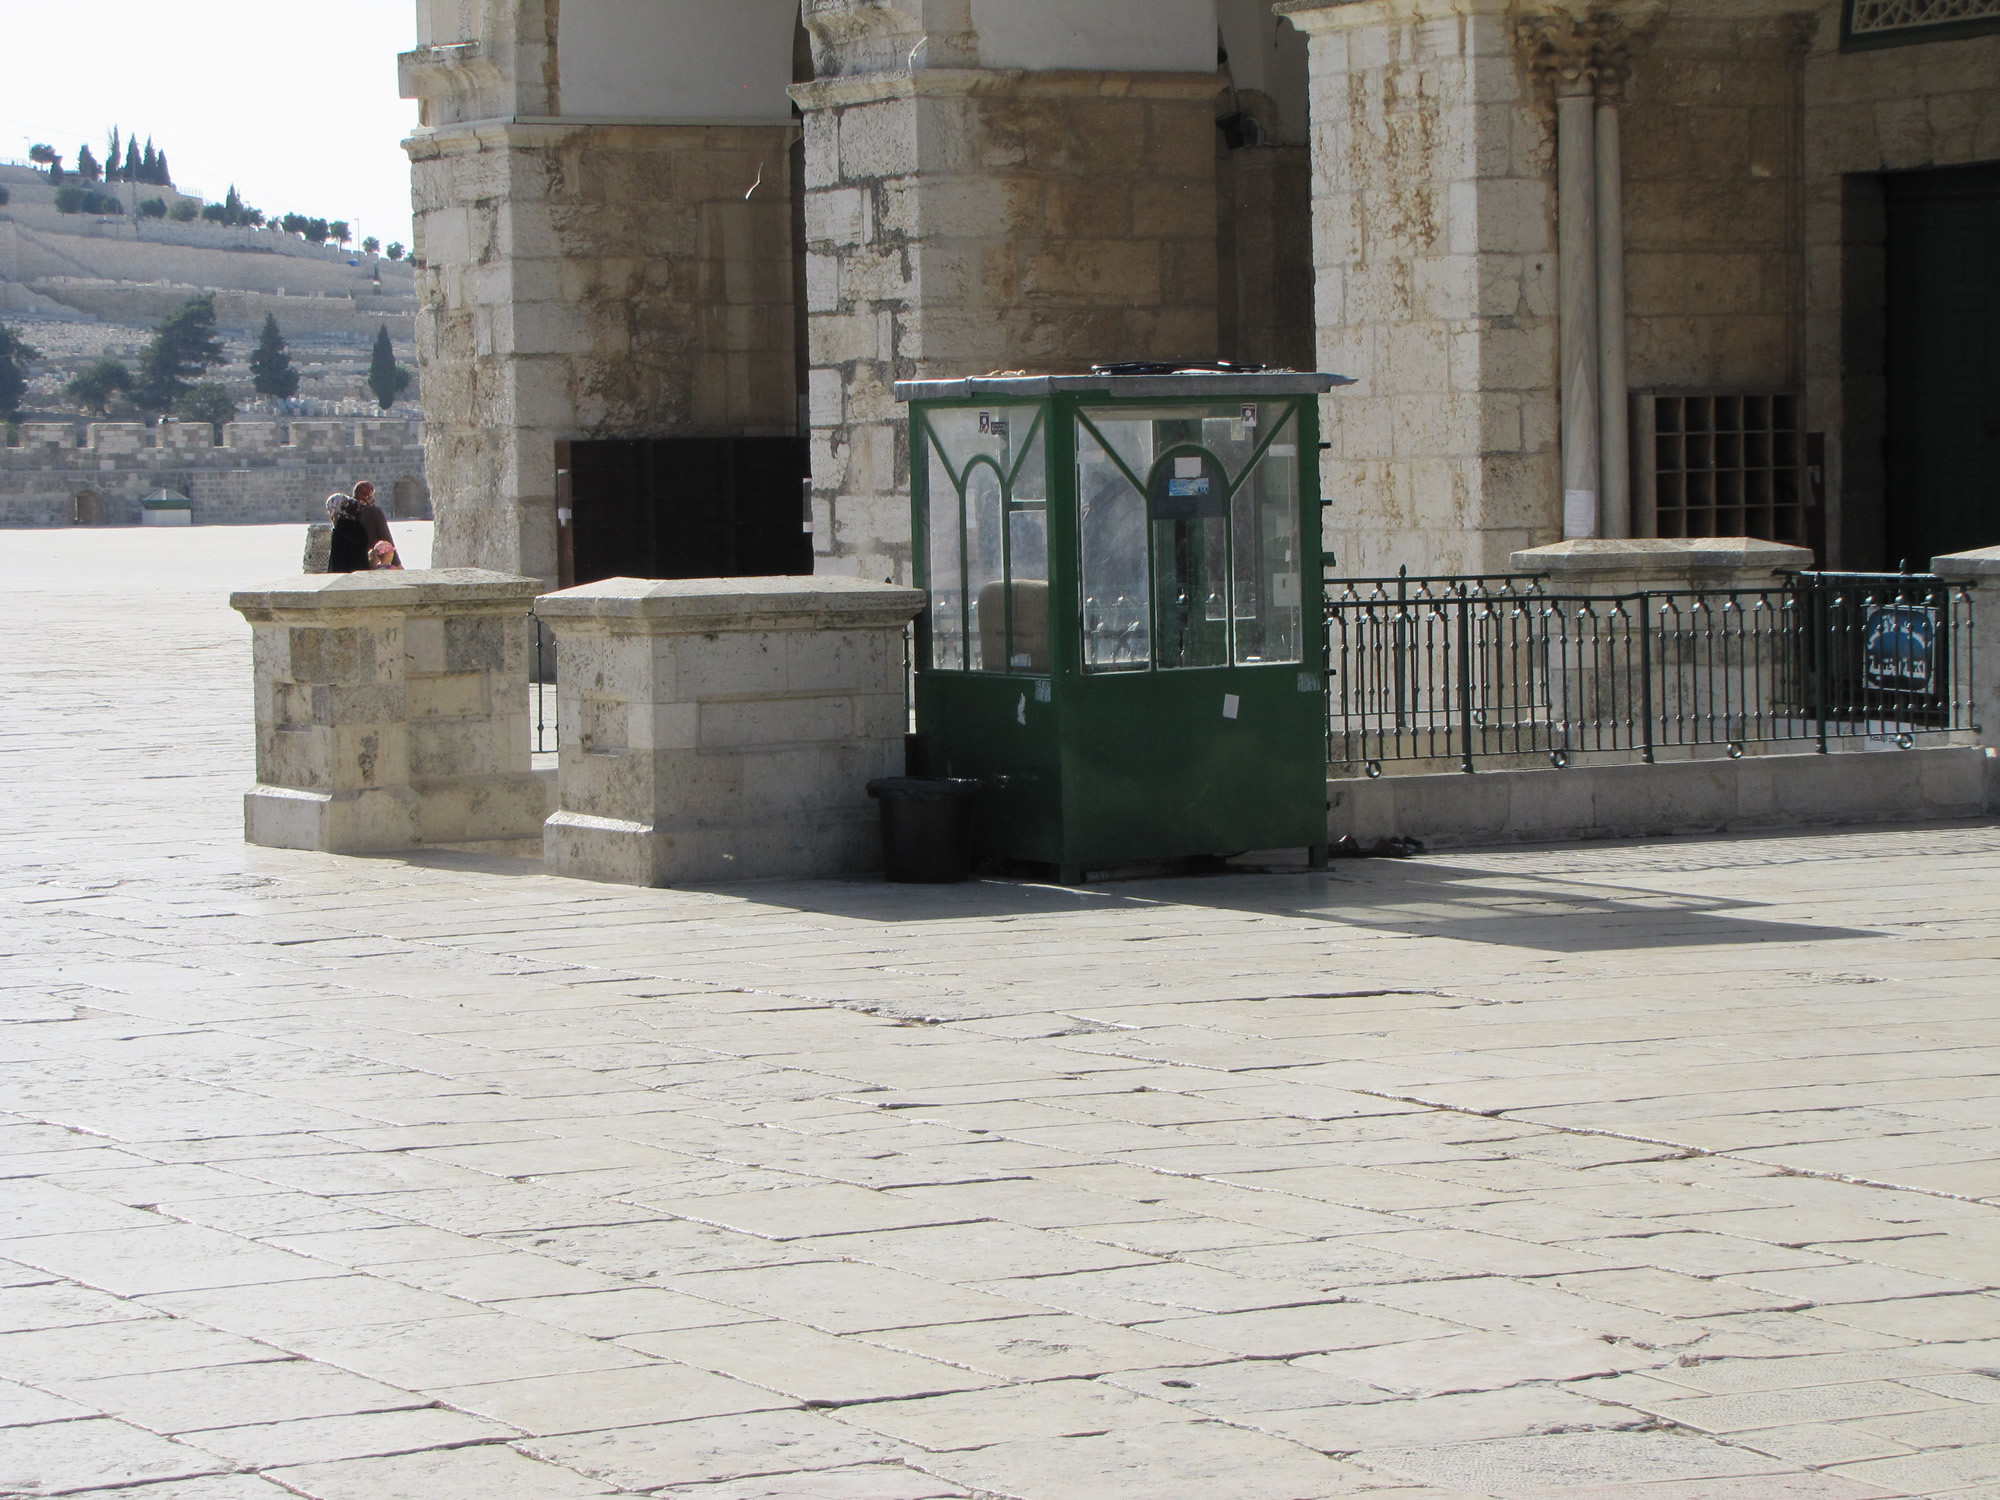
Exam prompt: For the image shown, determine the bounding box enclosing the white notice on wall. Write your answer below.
[1176,456,1204,479]
[1222,694,1240,720]
[1563,488,1599,539]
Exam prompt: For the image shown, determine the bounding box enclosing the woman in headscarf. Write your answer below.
[352,480,395,557]
[326,493,370,572]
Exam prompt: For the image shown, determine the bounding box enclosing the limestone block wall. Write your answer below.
[409,120,798,583]
[1799,4,2000,567]
[1287,0,1561,576]
[795,67,1224,584]
[1621,15,1808,394]
[0,419,429,527]
[231,569,546,854]
[535,575,926,885]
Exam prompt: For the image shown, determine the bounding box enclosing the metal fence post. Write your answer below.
[1811,579,1829,754]
[1637,591,1655,764]
[1457,588,1475,774]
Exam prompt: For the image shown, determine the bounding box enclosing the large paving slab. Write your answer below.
[1,525,1998,1497]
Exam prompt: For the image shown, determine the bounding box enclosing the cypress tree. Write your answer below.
[136,294,226,412]
[106,127,121,182]
[366,325,412,411]
[249,314,299,399]
[0,325,41,420]
[154,150,170,187]
[124,140,141,182]
[141,139,157,184]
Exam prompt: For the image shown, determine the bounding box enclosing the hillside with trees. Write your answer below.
[1,151,419,427]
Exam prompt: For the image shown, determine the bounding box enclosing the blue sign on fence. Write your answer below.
[1863,603,1939,693]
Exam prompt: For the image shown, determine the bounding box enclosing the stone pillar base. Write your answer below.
[244,785,420,856]
[231,569,545,856]
[545,806,882,887]
[534,575,926,888]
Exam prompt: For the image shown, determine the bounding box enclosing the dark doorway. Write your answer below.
[1884,162,2000,568]
[559,437,812,588]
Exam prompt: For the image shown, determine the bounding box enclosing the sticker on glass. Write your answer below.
[1222,693,1240,720]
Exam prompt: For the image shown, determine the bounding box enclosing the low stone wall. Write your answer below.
[231,569,548,855]
[536,575,926,886]
[1331,745,1999,850]
[0,419,428,527]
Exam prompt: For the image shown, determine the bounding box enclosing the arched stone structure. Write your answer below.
[401,0,1317,586]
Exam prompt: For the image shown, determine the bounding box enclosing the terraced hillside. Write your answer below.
[0,163,418,421]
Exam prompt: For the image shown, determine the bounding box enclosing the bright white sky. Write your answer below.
[1,0,420,248]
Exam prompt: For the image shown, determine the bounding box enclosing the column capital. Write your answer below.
[1517,11,1641,100]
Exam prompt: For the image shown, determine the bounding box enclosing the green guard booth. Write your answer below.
[896,369,1351,883]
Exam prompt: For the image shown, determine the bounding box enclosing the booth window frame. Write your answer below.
[912,389,1321,682]
[913,401,1053,677]
[1072,400,1308,675]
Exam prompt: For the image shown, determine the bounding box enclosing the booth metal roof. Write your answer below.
[894,371,1355,402]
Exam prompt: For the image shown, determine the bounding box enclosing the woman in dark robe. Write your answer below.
[352,480,395,556]
[326,494,370,573]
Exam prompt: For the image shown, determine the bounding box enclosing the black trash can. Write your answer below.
[866,777,980,883]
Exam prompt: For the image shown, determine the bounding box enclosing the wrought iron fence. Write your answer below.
[1326,571,1976,773]
[531,612,555,755]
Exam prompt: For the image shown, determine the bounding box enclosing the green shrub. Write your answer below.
[138,197,167,219]
[173,381,235,431]
[169,198,198,222]
[54,186,121,215]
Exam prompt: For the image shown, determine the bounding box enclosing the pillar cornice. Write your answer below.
[403,118,798,160]
[1276,0,1520,34]
[790,66,1224,113]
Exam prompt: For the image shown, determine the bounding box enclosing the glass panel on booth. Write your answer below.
[926,405,1046,675]
[1078,401,1305,672]
[1232,406,1303,665]
[1007,417,1050,673]
[1077,418,1152,672]
[925,436,964,670]
[965,463,1005,672]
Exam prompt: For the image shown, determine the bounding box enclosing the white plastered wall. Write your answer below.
[968,0,1218,72]
[558,0,801,121]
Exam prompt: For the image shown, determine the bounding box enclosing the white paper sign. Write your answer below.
[1563,488,1599,539]
[1222,694,1241,720]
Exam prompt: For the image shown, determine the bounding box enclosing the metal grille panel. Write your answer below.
[1634,392,1811,547]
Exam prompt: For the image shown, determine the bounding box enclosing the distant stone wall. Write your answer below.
[0,418,429,527]
[22,279,416,340]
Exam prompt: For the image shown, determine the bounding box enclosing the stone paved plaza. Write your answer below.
[3,527,1999,1499]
